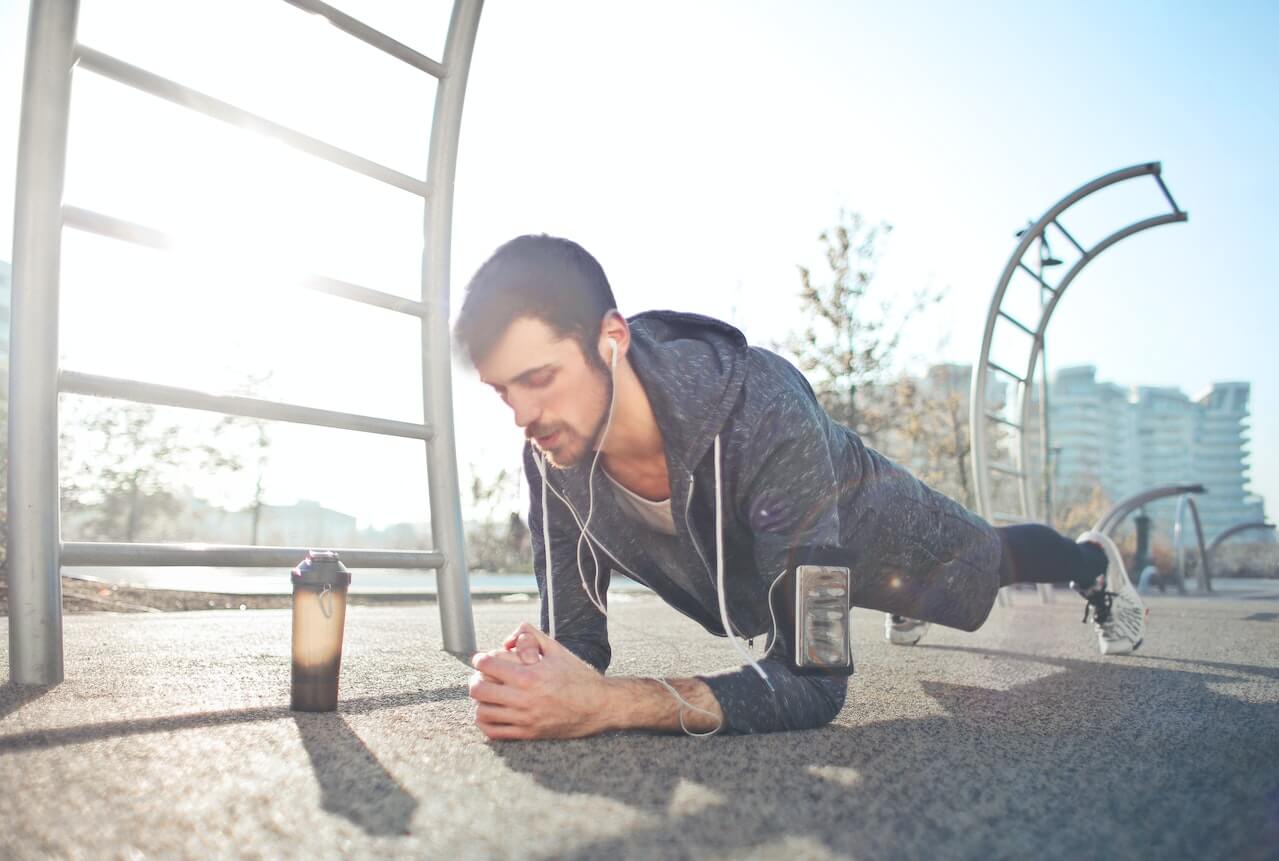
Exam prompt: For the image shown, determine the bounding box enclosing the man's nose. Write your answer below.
[509,393,541,430]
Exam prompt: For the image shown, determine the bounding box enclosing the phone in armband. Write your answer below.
[769,550,855,676]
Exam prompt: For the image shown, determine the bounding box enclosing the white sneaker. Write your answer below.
[885,614,931,645]
[1075,531,1146,655]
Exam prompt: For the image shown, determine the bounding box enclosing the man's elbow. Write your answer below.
[805,677,848,729]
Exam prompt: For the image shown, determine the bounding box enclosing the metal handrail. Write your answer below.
[62,542,444,568]
[1173,494,1212,593]
[60,370,434,441]
[62,206,431,318]
[74,46,431,198]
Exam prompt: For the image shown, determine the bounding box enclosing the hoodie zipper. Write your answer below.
[685,473,716,590]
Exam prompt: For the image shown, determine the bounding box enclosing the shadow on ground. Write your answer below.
[294,712,418,835]
[0,685,466,836]
[0,683,53,723]
[493,649,1279,860]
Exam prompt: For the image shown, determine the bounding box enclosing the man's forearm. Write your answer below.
[602,676,724,734]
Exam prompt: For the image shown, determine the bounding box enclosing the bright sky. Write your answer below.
[2,0,1276,530]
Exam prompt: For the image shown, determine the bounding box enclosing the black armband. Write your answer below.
[769,546,855,677]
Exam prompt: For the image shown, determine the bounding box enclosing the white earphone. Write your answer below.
[607,336,619,370]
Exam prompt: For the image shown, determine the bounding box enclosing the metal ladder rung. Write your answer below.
[59,370,434,441]
[63,206,429,318]
[1016,261,1059,294]
[1051,219,1086,256]
[279,0,447,78]
[1152,171,1184,216]
[989,462,1025,477]
[74,46,431,198]
[987,360,1027,385]
[984,412,1023,430]
[997,310,1037,337]
[62,541,444,568]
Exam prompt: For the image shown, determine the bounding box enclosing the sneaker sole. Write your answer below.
[1100,637,1142,656]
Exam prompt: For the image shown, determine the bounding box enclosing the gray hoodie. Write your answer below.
[523,311,1002,734]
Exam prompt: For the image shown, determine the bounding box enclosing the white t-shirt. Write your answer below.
[604,471,677,536]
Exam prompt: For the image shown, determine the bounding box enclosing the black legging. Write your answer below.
[996,524,1106,590]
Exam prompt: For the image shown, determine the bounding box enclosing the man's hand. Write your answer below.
[469,623,616,740]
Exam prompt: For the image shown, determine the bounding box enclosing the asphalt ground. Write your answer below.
[1,587,1277,861]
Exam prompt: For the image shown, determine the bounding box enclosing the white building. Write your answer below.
[1049,366,1266,542]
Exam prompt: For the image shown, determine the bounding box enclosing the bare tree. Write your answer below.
[59,398,261,543]
[60,401,191,542]
[893,372,975,509]
[465,465,527,572]
[779,211,942,449]
[212,374,273,544]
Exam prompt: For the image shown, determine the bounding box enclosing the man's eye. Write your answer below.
[528,372,554,388]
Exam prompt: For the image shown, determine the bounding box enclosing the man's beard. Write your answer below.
[530,371,614,470]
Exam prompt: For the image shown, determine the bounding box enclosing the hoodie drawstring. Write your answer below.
[713,434,772,688]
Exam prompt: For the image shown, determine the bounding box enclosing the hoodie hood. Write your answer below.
[624,310,750,474]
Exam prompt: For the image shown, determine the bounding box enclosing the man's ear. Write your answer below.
[598,311,629,367]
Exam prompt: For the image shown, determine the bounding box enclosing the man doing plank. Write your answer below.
[455,235,1145,739]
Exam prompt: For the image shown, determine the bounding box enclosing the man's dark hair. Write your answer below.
[454,234,618,369]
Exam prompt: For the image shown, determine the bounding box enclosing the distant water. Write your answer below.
[65,566,652,596]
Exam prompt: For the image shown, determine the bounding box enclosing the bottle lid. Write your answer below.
[291,550,352,587]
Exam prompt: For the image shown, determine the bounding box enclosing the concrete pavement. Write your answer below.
[2,589,1277,860]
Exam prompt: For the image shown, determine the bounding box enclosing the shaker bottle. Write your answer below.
[290,550,351,712]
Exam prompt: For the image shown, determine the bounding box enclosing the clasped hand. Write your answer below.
[469,622,614,740]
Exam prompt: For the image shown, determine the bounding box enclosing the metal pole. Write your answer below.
[1173,494,1213,594]
[422,0,482,657]
[1038,278,1053,528]
[8,0,79,686]
[1035,273,1055,603]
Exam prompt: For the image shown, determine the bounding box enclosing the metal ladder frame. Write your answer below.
[8,0,483,685]
[970,163,1188,605]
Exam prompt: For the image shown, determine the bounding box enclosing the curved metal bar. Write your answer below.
[971,162,1189,523]
[1094,483,1206,536]
[1207,522,1276,555]
[422,0,483,657]
[1172,494,1212,593]
[1015,212,1191,483]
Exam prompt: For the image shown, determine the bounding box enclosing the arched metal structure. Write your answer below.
[972,163,1188,523]
[8,0,483,684]
[1094,484,1206,537]
[1172,494,1212,593]
[1207,521,1276,555]
[971,164,1187,604]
